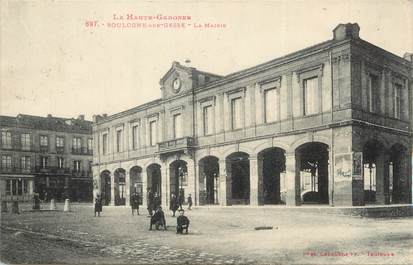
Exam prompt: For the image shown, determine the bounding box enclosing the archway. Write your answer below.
[296,142,329,204]
[130,166,143,205]
[362,140,385,204]
[100,170,111,206]
[226,152,250,205]
[169,160,188,203]
[258,148,286,204]
[114,168,126,206]
[199,156,219,205]
[147,163,162,199]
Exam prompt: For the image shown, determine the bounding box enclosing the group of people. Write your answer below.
[93,188,190,234]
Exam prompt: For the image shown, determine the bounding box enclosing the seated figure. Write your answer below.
[149,206,167,230]
[176,210,190,234]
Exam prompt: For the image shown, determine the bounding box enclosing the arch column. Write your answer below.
[125,171,130,206]
[285,153,301,206]
[218,159,227,206]
[110,174,115,206]
[249,156,263,206]
[142,169,148,207]
[375,152,390,205]
[162,164,168,207]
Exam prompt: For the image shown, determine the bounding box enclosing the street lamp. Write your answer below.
[213,172,218,204]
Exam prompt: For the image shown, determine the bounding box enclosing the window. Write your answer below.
[72,137,82,150]
[21,133,31,150]
[231,97,242,130]
[303,77,318,116]
[40,156,48,168]
[173,114,183,139]
[102,133,108,155]
[393,83,402,119]
[57,157,64,168]
[21,156,31,170]
[1,131,12,148]
[87,138,93,152]
[1,155,12,169]
[73,160,81,172]
[367,74,379,113]
[132,125,139,150]
[6,179,27,196]
[149,120,157,146]
[264,88,279,123]
[116,130,122,152]
[203,105,214,135]
[40,135,48,146]
[56,136,65,148]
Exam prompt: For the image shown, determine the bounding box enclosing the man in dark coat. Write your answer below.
[147,188,154,217]
[176,210,190,234]
[170,193,179,217]
[187,194,193,210]
[153,192,161,210]
[149,206,167,230]
[131,192,140,216]
[94,194,103,217]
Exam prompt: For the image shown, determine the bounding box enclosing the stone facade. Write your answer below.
[0,114,93,202]
[92,23,412,207]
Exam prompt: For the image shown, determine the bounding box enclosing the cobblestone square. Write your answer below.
[1,204,412,264]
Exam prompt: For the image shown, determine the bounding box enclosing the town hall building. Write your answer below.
[92,23,413,208]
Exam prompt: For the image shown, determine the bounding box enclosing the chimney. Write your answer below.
[333,23,360,41]
[78,114,85,121]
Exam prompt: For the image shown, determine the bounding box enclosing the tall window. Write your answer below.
[1,131,12,148]
[40,135,48,146]
[56,136,65,148]
[73,137,82,150]
[203,105,214,135]
[393,83,402,119]
[132,125,139,150]
[173,114,183,139]
[40,156,48,168]
[102,133,108,155]
[73,160,81,172]
[87,138,93,152]
[231,97,243,130]
[6,179,27,196]
[303,77,318,116]
[367,74,379,113]
[149,120,157,146]
[57,157,64,168]
[1,155,12,169]
[21,156,31,170]
[116,130,122,152]
[21,133,31,150]
[264,88,279,123]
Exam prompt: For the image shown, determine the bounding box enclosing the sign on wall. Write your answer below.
[352,152,363,180]
[334,154,352,181]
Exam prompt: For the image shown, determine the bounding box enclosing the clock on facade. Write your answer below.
[172,78,181,92]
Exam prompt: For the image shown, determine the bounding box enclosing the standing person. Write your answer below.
[187,194,193,210]
[178,192,184,210]
[170,193,179,217]
[94,194,103,217]
[154,192,161,210]
[131,192,140,216]
[147,188,154,217]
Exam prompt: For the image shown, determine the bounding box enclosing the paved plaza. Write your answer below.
[1,204,412,264]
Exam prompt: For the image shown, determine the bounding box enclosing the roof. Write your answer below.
[0,114,92,134]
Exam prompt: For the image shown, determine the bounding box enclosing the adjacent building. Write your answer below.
[0,114,93,202]
[92,23,412,207]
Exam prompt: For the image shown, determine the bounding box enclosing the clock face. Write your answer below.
[172,78,181,92]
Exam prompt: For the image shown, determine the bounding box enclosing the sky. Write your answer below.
[1,0,412,121]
